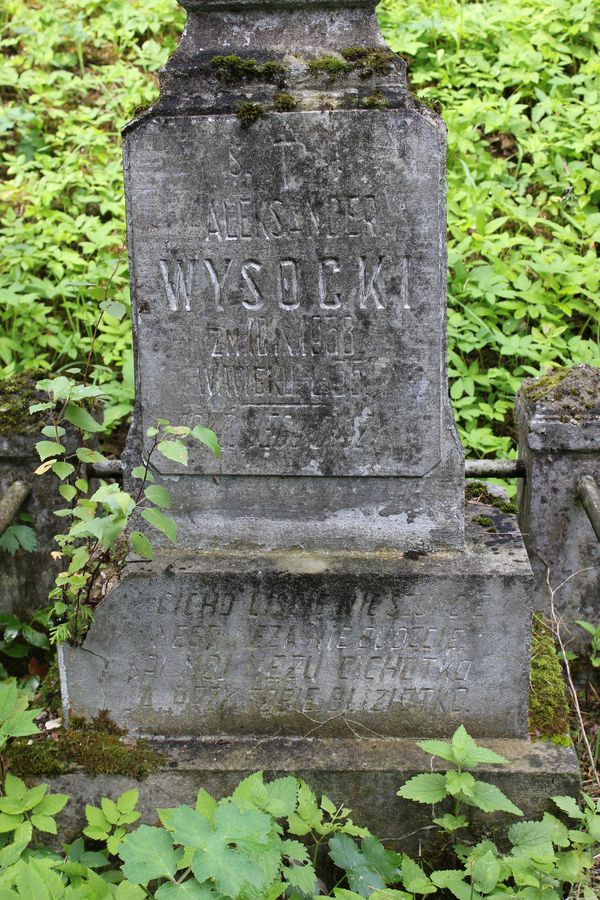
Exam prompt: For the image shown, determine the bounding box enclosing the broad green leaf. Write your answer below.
[433,814,469,832]
[361,835,402,882]
[416,739,456,764]
[64,402,104,433]
[76,447,107,464]
[191,425,221,458]
[30,814,57,834]
[33,793,68,816]
[195,788,218,824]
[35,441,65,461]
[401,855,436,895]
[59,483,77,502]
[168,805,212,849]
[141,508,177,544]
[157,439,188,466]
[100,299,127,321]
[131,465,154,483]
[191,836,266,896]
[264,775,298,817]
[467,780,523,816]
[144,485,171,509]
[283,862,318,895]
[130,531,153,560]
[86,804,110,831]
[52,461,75,480]
[119,825,180,884]
[552,795,584,820]
[471,850,501,893]
[68,545,90,574]
[116,789,139,815]
[445,770,475,797]
[155,881,215,898]
[397,773,447,804]
[328,833,364,871]
[431,869,475,900]
[101,797,121,825]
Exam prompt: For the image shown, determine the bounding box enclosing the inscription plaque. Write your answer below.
[124,111,446,477]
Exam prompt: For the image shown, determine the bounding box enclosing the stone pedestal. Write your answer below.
[56,0,578,830]
[516,366,600,629]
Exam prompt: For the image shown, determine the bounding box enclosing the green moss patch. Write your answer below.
[235,101,266,127]
[211,55,285,84]
[472,514,494,529]
[340,46,395,76]
[273,92,297,112]
[8,710,166,779]
[529,613,571,746]
[520,365,600,417]
[0,373,43,435]
[465,481,518,514]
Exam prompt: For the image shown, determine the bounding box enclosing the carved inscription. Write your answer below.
[121,589,478,726]
[131,113,445,475]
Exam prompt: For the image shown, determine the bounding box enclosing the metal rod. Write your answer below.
[88,460,123,478]
[577,475,600,542]
[89,457,526,479]
[465,459,525,479]
[0,481,30,537]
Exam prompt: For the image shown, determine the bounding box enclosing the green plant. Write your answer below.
[0,612,50,682]
[575,620,600,669]
[31,357,220,643]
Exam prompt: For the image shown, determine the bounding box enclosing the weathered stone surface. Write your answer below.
[516,366,600,631]
[122,0,464,552]
[0,432,60,615]
[44,736,580,852]
[60,505,532,739]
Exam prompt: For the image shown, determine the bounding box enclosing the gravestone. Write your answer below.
[59,0,578,831]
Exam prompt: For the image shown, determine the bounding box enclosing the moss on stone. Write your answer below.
[273,91,297,111]
[360,90,389,110]
[211,55,285,84]
[472,514,494,528]
[308,55,350,79]
[36,659,61,716]
[340,46,395,76]
[235,101,266,127]
[519,365,600,418]
[0,372,43,435]
[529,613,571,746]
[465,481,518,514]
[8,711,166,779]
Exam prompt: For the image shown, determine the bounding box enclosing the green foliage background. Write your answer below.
[1,0,598,455]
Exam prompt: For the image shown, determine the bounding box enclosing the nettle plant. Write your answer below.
[31,311,220,644]
[0,726,598,897]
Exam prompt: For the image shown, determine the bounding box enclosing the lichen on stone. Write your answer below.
[8,710,166,779]
[0,372,44,436]
[529,613,571,746]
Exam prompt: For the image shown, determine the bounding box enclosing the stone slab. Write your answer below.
[44,736,580,852]
[123,103,464,551]
[60,506,532,739]
[516,366,600,630]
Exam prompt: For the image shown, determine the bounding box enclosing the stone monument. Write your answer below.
[58,0,578,833]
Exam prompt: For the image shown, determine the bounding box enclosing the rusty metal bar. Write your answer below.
[0,481,30,537]
[577,475,600,542]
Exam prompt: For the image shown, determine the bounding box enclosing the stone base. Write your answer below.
[46,736,580,851]
[60,505,533,739]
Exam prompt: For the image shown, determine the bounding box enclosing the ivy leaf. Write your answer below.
[119,825,180,884]
[141,508,177,545]
[157,439,188,466]
[191,424,221,458]
[144,485,171,509]
[130,531,153,560]
[35,440,65,461]
[64,402,104,433]
[397,773,447,804]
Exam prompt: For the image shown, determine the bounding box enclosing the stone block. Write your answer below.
[60,506,532,740]
[516,365,600,629]
[45,736,580,853]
